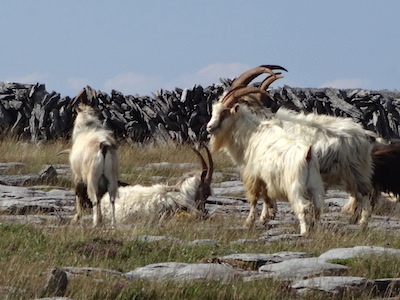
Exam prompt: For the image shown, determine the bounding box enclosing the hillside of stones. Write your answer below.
[1,80,400,144]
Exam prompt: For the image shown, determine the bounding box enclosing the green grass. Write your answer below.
[0,138,232,186]
[1,221,400,299]
[0,138,400,299]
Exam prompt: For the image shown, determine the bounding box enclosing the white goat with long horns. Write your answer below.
[100,145,213,224]
[69,88,119,227]
[206,81,325,235]
[213,65,376,227]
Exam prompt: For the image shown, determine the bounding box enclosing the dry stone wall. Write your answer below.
[1,81,399,144]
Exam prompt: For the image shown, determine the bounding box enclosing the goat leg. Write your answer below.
[72,195,83,224]
[87,185,102,227]
[244,191,258,228]
[72,180,86,224]
[259,190,276,225]
[292,197,317,235]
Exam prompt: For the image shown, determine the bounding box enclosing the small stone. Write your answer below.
[42,267,68,297]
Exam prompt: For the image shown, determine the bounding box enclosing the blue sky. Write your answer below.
[1,1,399,98]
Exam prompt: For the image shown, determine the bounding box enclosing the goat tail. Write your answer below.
[99,141,117,157]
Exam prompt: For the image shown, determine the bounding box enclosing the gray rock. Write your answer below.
[319,246,400,262]
[261,233,303,243]
[260,227,293,237]
[291,276,371,296]
[187,239,218,246]
[173,263,242,281]
[125,262,242,282]
[39,165,57,182]
[206,196,245,206]
[212,181,246,196]
[0,162,25,175]
[0,184,74,214]
[372,278,400,297]
[257,257,349,280]
[42,267,68,297]
[219,252,310,269]
[130,235,182,243]
[0,174,40,186]
[125,262,188,280]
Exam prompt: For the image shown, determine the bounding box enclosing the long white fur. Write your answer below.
[266,108,375,225]
[101,173,208,224]
[207,102,325,234]
[69,104,119,227]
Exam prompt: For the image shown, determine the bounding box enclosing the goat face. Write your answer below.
[206,103,238,134]
[74,104,102,129]
[207,103,243,152]
[194,170,212,214]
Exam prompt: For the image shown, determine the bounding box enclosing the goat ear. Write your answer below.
[233,103,240,113]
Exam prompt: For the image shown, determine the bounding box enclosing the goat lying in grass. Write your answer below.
[221,65,376,227]
[100,145,213,224]
[69,88,119,227]
[206,85,325,235]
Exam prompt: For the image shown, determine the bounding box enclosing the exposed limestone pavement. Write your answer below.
[1,162,400,299]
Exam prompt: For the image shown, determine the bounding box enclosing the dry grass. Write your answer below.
[1,139,400,299]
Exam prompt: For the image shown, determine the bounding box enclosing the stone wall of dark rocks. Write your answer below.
[0,80,399,144]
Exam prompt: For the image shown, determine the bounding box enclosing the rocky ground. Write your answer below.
[1,162,400,299]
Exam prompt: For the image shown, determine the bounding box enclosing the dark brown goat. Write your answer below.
[371,142,400,204]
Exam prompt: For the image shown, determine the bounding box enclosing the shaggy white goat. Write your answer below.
[101,146,213,224]
[273,108,375,224]
[206,87,325,235]
[222,65,376,226]
[69,89,119,227]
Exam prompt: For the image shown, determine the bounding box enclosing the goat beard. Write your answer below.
[209,134,225,152]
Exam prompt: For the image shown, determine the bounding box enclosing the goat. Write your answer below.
[100,145,213,224]
[274,108,376,224]
[370,141,400,203]
[69,88,119,227]
[221,65,376,226]
[206,84,325,235]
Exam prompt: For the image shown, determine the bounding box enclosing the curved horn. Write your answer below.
[260,73,284,91]
[191,147,208,177]
[222,86,270,108]
[203,144,213,184]
[263,65,288,72]
[230,65,288,90]
[230,66,274,90]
